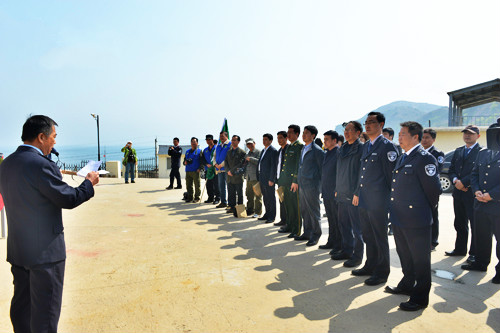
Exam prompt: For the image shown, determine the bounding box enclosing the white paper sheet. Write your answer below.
[77,160,102,177]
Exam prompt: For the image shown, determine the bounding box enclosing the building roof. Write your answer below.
[448,78,500,109]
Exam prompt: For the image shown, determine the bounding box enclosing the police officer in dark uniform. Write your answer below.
[421,128,445,250]
[385,121,441,312]
[446,125,482,263]
[353,112,399,286]
[461,119,500,284]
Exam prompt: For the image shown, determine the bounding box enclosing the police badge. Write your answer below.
[387,151,397,162]
[438,156,444,164]
[425,164,436,176]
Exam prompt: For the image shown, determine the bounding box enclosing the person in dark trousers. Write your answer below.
[421,128,445,250]
[335,121,365,268]
[461,119,500,284]
[224,135,246,216]
[318,130,341,251]
[446,125,481,264]
[257,133,278,223]
[296,125,325,246]
[0,115,99,333]
[278,125,304,238]
[215,131,231,208]
[385,121,441,312]
[202,134,220,204]
[167,137,182,189]
[184,137,202,203]
[354,112,399,286]
[275,131,290,231]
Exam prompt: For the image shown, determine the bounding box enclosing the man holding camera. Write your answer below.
[167,137,182,189]
[184,137,202,203]
[121,141,137,184]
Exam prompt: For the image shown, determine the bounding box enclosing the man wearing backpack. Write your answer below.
[121,141,138,184]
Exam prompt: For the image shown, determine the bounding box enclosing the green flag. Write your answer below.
[220,118,229,137]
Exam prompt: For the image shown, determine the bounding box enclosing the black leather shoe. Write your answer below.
[351,267,373,276]
[287,233,297,238]
[385,285,412,296]
[216,203,227,208]
[466,255,476,264]
[204,199,213,203]
[294,235,309,241]
[306,239,318,246]
[461,263,487,271]
[319,243,334,250]
[175,185,182,189]
[257,217,268,221]
[213,199,220,205]
[445,250,466,256]
[278,228,290,233]
[265,220,274,223]
[329,249,343,256]
[274,221,286,226]
[343,258,362,268]
[331,252,352,260]
[166,185,173,190]
[364,276,387,286]
[399,301,427,311]
[492,275,500,284]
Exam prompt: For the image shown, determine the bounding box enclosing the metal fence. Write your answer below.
[460,115,498,127]
[137,157,158,178]
[61,160,107,172]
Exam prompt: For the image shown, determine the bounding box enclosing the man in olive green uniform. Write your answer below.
[278,124,304,238]
[225,135,246,216]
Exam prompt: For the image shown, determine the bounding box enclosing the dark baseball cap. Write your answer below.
[205,134,214,140]
[461,125,480,134]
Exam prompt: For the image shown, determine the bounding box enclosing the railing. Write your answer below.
[61,160,107,173]
[137,157,158,178]
[460,115,498,127]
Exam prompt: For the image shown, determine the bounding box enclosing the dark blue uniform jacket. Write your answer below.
[471,148,500,216]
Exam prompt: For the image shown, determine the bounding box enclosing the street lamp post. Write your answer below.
[90,114,100,161]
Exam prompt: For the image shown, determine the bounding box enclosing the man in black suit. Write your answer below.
[167,137,183,189]
[0,115,99,333]
[296,125,325,246]
[354,112,399,286]
[421,128,445,250]
[384,121,441,311]
[257,133,278,223]
[446,125,481,263]
[275,131,289,231]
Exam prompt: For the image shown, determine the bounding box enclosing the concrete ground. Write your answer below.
[0,176,499,333]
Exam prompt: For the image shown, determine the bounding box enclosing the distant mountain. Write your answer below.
[334,101,500,136]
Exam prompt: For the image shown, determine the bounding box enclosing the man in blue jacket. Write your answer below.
[385,121,441,311]
[214,131,231,208]
[184,137,202,203]
[353,112,399,286]
[0,115,99,333]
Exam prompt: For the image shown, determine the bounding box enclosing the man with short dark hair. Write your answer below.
[215,131,231,208]
[225,135,246,216]
[0,115,99,333]
[167,137,182,189]
[353,112,398,286]
[278,125,304,238]
[337,135,344,147]
[421,128,445,249]
[334,121,365,268]
[184,137,202,203]
[446,125,482,263]
[385,121,441,311]
[275,131,289,231]
[319,130,340,251]
[258,133,278,223]
[296,125,325,246]
[202,135,220,204]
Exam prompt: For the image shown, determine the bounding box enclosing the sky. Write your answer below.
[1,0,499,156]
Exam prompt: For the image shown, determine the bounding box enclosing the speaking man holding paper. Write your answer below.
[0,115,99,333]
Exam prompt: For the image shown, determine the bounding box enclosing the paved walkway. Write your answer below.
[0,176,499,332]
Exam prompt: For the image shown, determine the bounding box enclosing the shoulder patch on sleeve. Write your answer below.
[437,156,444,164]
[425,164,436,176]
[387,151,397,162]
[383,138,389,144]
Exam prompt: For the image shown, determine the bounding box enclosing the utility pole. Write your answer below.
[155,137,158,171]
[90,114,100,161]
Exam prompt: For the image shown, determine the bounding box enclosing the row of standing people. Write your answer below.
[168,113,500,312]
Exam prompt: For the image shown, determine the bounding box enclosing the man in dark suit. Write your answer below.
[421,128,445,250]
[275,131,289,231]
[257,133,278,223]
[385,121,441,311]
[319,130,341,251]
[224,135,246,216]
[446,125,481,263]
[353,112,399,286]
[167,137,182,189]
[461,119,500,284]
[296,125,325,246]
[0,115,99,333]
